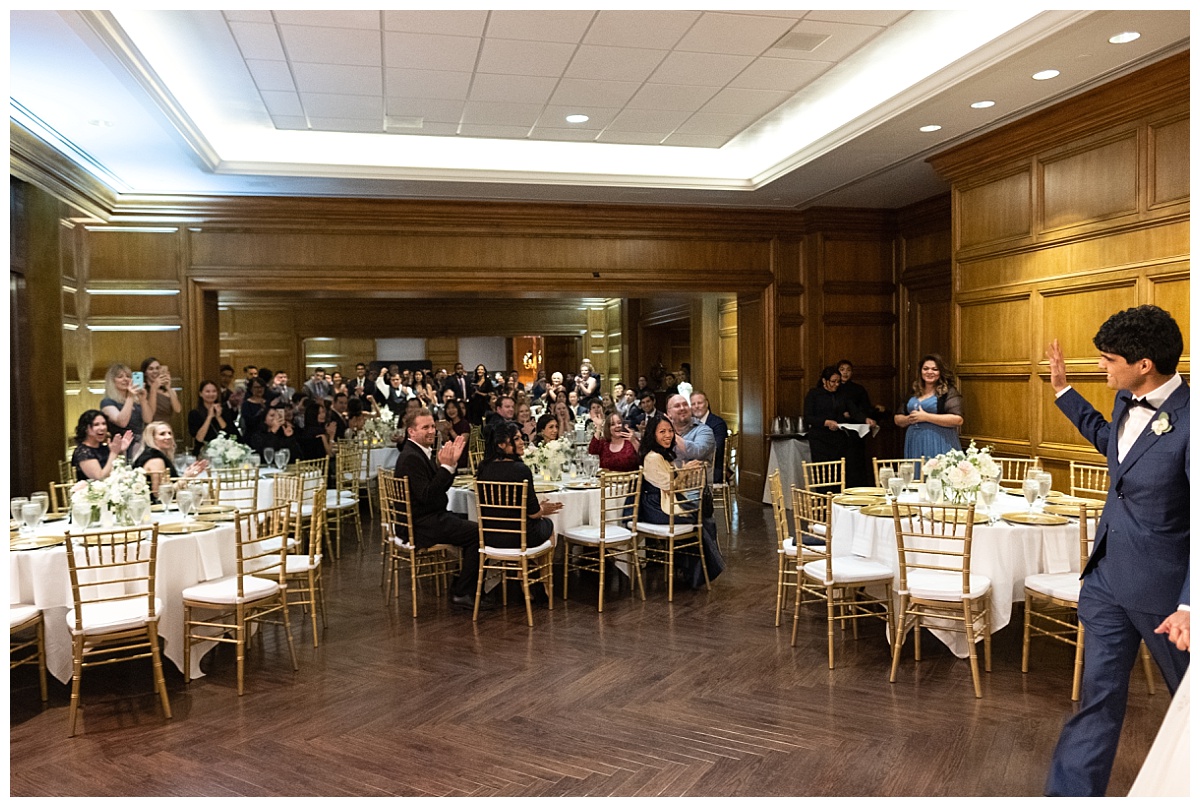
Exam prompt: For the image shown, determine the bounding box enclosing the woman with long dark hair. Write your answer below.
[188,379,239,452]
[71,410,134,481]
[474,419,563,549]
[893,353,964,459]
[466,364,496,426]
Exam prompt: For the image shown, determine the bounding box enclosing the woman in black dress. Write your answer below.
[240,376,269,436]
[802,365,870,487]
[71,410,134,481]
[247,404,302,465]
[134,421,208,500]
[474,420,563,548]
[188,380,239,452]
[466,364,496,427]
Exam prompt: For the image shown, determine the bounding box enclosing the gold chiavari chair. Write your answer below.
[768,470,821,627]
[327,446,363,558]
[791,488,894,668]
[873,457,924,487]
[889,502,992,698]
[338,438,377,518]
[272,472,305,552]
[473,480,555,626]
[293,457,331,558]
[635,464,709,602]
[378,469,461,617]
[63,524,171,735]
[995,456,1038,487]
[49,481,74,516]
[1069,461,1109,500]
[710,431,737,535]
[270,484,327,647]
[182,505,298,695]
[58,459,75,486]
[802,458,845,495]
[1022,503,1156,701]
[561,469,645,612]
[213,467,260,512]
[468,426,485,473]
[10,604,48,703]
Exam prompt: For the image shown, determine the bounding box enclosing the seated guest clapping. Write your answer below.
[589,410,640,472]
[188,380,239,452]
[476,419,564,553]
[71,410,134,481]
[248,404,301,465]
[553,399,574,437]
[299,399,337,459]
[516,401,537,442]
[133,421,208,501]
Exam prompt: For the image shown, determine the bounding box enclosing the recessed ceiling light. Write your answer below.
[1109,31,1141,44]
[970,100,996,109]
[1032,69,1060,80]
[919,125,942,133]
[565,114,589,124]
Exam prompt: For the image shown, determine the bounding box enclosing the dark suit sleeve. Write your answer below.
[1054,388,1112,456]
[395,444,454,520]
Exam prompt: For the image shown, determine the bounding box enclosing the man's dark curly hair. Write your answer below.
[1093,305,1183,375]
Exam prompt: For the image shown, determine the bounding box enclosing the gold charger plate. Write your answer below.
[150,503,165,512]
[195,512,236,522]
[832,494,882,507]
[42,513,68,523]
[566,481,599,490]
[533,482,561,493]
[927,509,988,524]
[157,522,217,535]
[10,534,66,551]
[196,505,235,515]
[844,486,886,496]
[1043,502,1102,516]
[860,503,915,518]
[1002,511,1070,526]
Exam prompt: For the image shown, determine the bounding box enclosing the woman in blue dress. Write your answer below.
[894,354,964,460]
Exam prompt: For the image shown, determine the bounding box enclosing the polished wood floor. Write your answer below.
[10,500,1169,797]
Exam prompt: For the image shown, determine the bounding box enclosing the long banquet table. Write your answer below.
[829,489,1086,658]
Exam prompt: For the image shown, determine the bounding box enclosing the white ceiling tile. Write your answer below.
[597,131,664,145]
[273,11,381,30]
[291,63,382,96]
[661,132,730,148]
[550,78,640,108]
[384,32,480,72]
[279,25,381,67]
[528,127,599,142]
[260,90,304,118]
[729,57,830,92]
[385,98,465,124]
[401,121,460,136]
[228,22,286,62]
[245,59,295,93]
[537,106,619,130]
[649,51,755,87]
[461,101,543,127]
[625,83,718,112]
[727,11,808,21]
[270,115,309,130]
[764,20,884,62]
[700,87,792,117]
[383,10,489,37]
[457,123,531,139]
[486,10,595,43]
[584,10,700,49]
[674,111,752,137]
[299,92,382,119]
[606,108,691,133]
[469,73,557,105]
[565,44,667,83]
[308,117,383,133]
[476,38,575,77]
[675,12,797,56]
[805,10,910,27]
[384,68,472,101]
[224,11,273,24]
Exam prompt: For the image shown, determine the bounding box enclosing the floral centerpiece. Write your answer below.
[922,440,999,505]
[204,432,251,468]
[70,456,150,526]
[522,436,574,478]
[359,411,400,445]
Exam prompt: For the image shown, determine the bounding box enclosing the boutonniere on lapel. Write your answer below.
[1151,411,1172,435]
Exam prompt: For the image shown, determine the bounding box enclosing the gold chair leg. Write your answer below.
[1071,623,1086,702]
[236,607,247,696]
[36,619,48,703]
[1140,642,1157,696]
[826,589,836,669]
[472,561,486,621]
[963,600,982,698]
[147,621,173,719]
[68,635,84,736]
[889,596,909,684]
[597,545,607,613]
[1021,593,1032,673]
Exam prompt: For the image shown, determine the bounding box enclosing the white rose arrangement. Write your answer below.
[70,456,150,524]
[359,411,400,445]
[923,440,999,504]
[204,433,251,467]
[523,436,574,475]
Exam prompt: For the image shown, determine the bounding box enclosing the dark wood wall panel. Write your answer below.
[1150,114,1189,208]
[957,170,1032,249]
[1041,133,1138,232]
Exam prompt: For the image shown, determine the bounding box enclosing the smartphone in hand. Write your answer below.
[131,371,144,388]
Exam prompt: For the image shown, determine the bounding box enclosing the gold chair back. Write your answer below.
[767,470,790,552]
[802,458,845,494]
[596,469,642,533]
[49,481,73,515]
[1069,461,1109,500]
[58,459,75,486]
[214,467,260,511]
[474,480,531,550]
[995,456,1038,486]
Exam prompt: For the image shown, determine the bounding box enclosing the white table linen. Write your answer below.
[761,438,812,505]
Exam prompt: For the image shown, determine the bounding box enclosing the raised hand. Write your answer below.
[1046,339,1068,392]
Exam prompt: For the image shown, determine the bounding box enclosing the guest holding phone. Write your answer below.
[588,410,640,472]
[100,363,147,459]
[141,357,182,423]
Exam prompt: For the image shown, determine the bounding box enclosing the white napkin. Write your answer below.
[1041,529,1073,574]
[839,423,874,438]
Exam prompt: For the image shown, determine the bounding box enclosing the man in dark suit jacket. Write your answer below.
[1044,305,1190,797]
[689,390,729,483]
[442,362,472,404]
[394,408,488,609]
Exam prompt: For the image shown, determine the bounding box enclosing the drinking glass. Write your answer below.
[160,482,176,511]
[175,489,195,523]
[275,448,290,469]
[925,477,943,504]
[263,447,275,467]
[127,496,150,526]
[980,479,999,525]
[248,454,261,470]
[190,482,209,510]
[1036,471,1053,506]
[899,462,915,489]
[72,501,94,530]
[1022,478,1040,515]
[878,467,894,494]
[31,492,50,516]
[11,497,29,521]
[887,476,904,503]
[175,452,194,476]
[21,502,43,535]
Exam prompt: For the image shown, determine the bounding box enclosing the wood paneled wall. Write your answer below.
[929,52,1189,485]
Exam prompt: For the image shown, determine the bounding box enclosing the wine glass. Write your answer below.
[248,454,261,471]
[925,477,943,504]
[275,448,290,469]
[887,476,904,503]
[263,447,275,468]
[878,467,894,495]
[175,488,195,523]
[31,491,50,517]
[127,496,150,526]
[159,481,176,511]
[1022,478,1040,516]
[21,501,43,536]
[11,497,29,521]
[899,462,915,490]
[190,482,209,511]
[1036,471,1053,509]
[980,479,999,525]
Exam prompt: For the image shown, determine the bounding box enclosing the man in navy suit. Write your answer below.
[690,391,729,484]
[1044,305,1190,796]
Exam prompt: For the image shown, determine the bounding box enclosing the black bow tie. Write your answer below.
[1126,396,1156,410]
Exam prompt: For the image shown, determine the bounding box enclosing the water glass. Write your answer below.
[127,496,150,525]
[899,463,915,489]
[21,501,43,535]
[72,501,94,529]
[176,489,195,522]
[275,448,290,469]
[1022,478,1040,514]
[1036,471,1053,503]
[175,453,195,476]
[190,483,209,509]
[263,447,275,466]
[878,467,894,492]
[160,482,176,511]
[887,476,904,502]
[925,477,943,504]
[11,497,29,521]
[980,479,999,524]
[248,454,261,470]
[31,491,50,514]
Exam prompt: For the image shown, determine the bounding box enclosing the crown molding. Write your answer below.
[9,122,115,221]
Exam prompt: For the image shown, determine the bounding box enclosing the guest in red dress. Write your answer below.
[588,411,641,472]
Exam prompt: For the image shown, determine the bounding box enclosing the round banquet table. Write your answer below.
[9,510,242,683]
[829,489,1087,658]
[446,479,601,540]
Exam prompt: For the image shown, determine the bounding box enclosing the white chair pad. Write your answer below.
[10,603,40,629]
[781,538,821,560]
[635,521,699,538]
[562,525,632,545]
[284,554,320,574]
[326,491,358,508]
[904,568,991,600]
[481,540,553,559]
[802,556,893,585]
[66,597,162,636]
[182,575,279,606]
[1025,572,1081,602]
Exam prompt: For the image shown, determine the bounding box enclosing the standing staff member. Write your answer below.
[1044,305,1189,797]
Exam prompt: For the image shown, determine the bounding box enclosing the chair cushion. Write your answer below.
[284,554,320,574]
[326,490,358,508]
[635,521,699,538]
[66,597,163,636]
[10,603,40,630]
[481,539,553,559]
[562,524,632,545]
[802,556,893,585]
[904,568,991,600]
[781,537,821,560]
[1025,572,1080,602]
[182,575,279,605]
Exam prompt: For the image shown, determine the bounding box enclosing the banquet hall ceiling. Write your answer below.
[8,8,1190,210]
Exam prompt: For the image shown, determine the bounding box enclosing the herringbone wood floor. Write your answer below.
[9,499,1169,797]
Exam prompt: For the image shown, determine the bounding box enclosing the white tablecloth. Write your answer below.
[761,437,812,505]
[366,446,399,478]
[830,491,1084,657]
[9,513,239,683]
[446,483,600,540]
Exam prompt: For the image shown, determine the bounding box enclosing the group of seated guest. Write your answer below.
[70,409,208,500]
[132,422,208,501]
